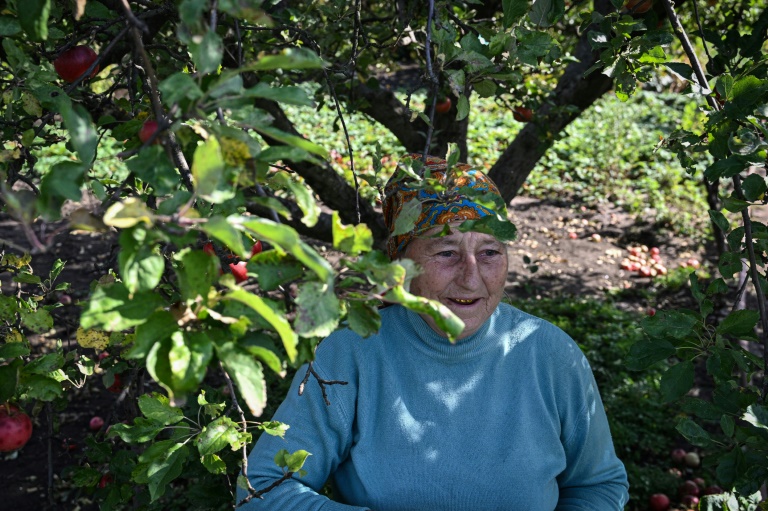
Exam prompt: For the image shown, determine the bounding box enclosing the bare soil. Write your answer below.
[0,196,712,510]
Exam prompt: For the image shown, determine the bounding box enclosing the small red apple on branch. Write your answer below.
[53,45,100,83]
[89,416,105,432]
[139,120,160,144]
[513,106,533,122]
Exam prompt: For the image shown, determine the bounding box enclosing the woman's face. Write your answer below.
[404,226,509,339]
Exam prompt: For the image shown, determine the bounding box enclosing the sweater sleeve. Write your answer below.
[236,332,369,511]
[554,340,630,510]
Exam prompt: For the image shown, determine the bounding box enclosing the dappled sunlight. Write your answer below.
[392,397,436,444]
[426,370,483,412]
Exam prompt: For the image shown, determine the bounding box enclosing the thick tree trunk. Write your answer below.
[489,0,615,202]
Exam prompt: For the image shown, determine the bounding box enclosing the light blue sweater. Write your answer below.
[239,303,629,510]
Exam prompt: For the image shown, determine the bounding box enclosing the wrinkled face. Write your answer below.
[404,226,509,339]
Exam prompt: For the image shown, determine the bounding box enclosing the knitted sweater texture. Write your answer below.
[239,303,629,510]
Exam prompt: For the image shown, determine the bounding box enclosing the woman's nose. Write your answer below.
[456,254,481,288]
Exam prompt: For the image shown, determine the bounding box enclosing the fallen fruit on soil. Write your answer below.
[649,493,670,511]
[679,479,700,497]
[0,404,33,452]
[89,416,105,432]
[684,451,700,467]
[107,373,123,393]
[703,485,724,495]
[53,45,99,83]
[671,448,687,463]
[98,474,113,488]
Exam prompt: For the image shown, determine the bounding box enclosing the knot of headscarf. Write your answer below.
[382,154,506,259]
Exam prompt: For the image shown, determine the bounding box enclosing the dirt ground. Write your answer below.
[0,196,711,510]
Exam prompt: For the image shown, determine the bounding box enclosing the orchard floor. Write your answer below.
[0,196,714,510]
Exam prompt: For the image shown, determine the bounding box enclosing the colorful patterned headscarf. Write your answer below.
[383,154,507,259]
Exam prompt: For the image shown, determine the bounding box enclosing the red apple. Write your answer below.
[671,448,687,463]
[98,474,113,488]
[693,477,706,488]
[250,240,263,257]
[647,307,656,316]
[639,266,652,277]
[649,493,671,511]
[680,480,700,497]
[682,495,700,507]
[568,232,578,239]
[107,373,123,394]
[139,120,159,144]
[0,405,33,452]
[89,416,105,432]
[650,247,660,255]
[513,106,533,122]
[53,45,99,83]
[203,242,216,256]
[229,261,248,283]
[702,485,723,495]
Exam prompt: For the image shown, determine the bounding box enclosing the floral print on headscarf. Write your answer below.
[383,154,507,259]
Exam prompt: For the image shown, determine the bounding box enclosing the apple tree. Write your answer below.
[0,0,766,509]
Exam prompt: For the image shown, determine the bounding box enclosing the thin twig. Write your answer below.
[236,471,294,507]
[297,361,348,406]
[421,0,440,160]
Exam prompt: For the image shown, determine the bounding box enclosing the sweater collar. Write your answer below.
[401,305,502,361]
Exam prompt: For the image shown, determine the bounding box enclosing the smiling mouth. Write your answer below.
[450,298,479,305]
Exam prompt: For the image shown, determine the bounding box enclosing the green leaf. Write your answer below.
[118,228,164,294]
[192,137,234,203]
[457,216,517,243]
[0,342,30,359]
[346,301,382,338]
[274,449,311,472]
[216,341,267,417]
[243,83,314,106]
[244,47,324,71]
[250,125,328,159]
[239,217,333,284]
[743,404,768,430]
[676,417,713,447]
[331,212,373,256]
[197,416,244,456]
[61,104,98,164]
[704,156,748,181]
[146,331,212,404]
[741,174,767,202]
[37,161,87,219]
[503,0,529,28]
[717,309,759,340]
[721,414,735,437]
[626,339,675,370]
[270,172,319,228]
[132,440,189,502]
[25,352,64,374]
[108,418,165,443]
[721,195,749,213]
[0,362,21,403]
[189,30,223,74]
[175,248,219,301]
[126,311,179,359]
[384,286,464,341]
[20,309,53,333]
[661,360,695,402]
[708,210,730,234]
[294,281,340,338]
[159,72,204,106]
[19,373,62,400]
[529,0,564,28]
[0,16,22,36]
[103,197,154,228]
[456,94,470,121]
[138,393,184,425]
[81,283,164,331]
[641,310,699,341]
[201,453,227,474]
[202,216,248,259]
[392,198,422,237]
[225,288,298,362]
[18,0,50,41]
[127,147,180,195]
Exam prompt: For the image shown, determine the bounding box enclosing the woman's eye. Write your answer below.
[482,250,500,257]
[437,251,455,257]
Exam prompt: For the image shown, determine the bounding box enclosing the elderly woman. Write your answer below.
[239,155,629,510]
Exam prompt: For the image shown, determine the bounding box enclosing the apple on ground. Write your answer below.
[53,45,99,83]
[89,416,105,432]
[693,477,706,488]
[684,451,700,467]
[568,232,578,239]
[647,307,656,316]
[650,247,660,255]
[0,404,33,452]
[679,480,700,497]
[649,493,670,511]
[107,373,123,393]
[681,495,699,507]
[671,448,687,463]
[703,485,724,495]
